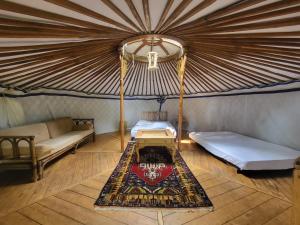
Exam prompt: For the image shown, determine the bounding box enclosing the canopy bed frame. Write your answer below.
[118,34,187,152]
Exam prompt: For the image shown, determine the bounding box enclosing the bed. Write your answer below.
[189,131,300,170]
[131,120,177,138]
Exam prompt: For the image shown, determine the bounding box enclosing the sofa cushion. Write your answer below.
[72,129,94,139]
[46,117,73,138]
[0,123,50,143]
[38,129,93,154]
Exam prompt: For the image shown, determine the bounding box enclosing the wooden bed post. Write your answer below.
[292,157,300,225]
[177,55,187,151]
[120,55,127,152]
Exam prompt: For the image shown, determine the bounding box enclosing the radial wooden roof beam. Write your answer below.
[32,55,112,90]
[154,0,174,33]
[125,0,147,32]
[133,43,146,55]
[158,0,192,33]
[0,39,122,52]
[0,0,128,34]
[101,0,142,32]
[47,56,107,88]
[179,16,300,36]
[206,0,265,21]
[209,0,300,27]
[166,0,217,30]
[0,0,299,97]
[159,43,170,55]
[45,0,136,33]
[166,0,265,34]
[142,0,151,33]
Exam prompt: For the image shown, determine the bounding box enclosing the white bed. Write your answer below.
[131,120,177,138]
[189,131,300,170]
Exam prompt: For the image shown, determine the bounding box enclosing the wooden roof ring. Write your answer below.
[119,34,186,63]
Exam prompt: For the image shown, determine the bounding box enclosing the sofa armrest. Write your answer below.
[0,136,37,160]
[72,118,95,130]
[296,157,300,170]
[0,135,39,181]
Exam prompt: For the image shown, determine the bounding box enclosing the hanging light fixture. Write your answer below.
[147,38,158,71]
[120,34,185,71]
[147,51,158,70]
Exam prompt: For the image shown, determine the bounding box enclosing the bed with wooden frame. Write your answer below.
[130,111,177,138]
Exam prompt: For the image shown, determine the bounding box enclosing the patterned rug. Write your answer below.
[94,142,213,210]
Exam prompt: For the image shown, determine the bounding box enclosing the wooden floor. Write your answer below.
[0,132,293,225]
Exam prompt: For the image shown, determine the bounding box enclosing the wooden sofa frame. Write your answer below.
[0,118,95,182]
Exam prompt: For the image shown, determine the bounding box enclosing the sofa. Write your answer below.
[0,117,95,181]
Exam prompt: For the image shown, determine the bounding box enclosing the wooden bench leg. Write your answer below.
[72,143,80,154]
[32,164,38,182]
[93,132,96,142]
[38,162,44,180]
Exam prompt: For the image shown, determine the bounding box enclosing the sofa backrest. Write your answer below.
[0,123,50,143]
[46,117,73,138]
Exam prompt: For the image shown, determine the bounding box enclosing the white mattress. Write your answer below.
[189,131,300,170]
[131,120,177,138]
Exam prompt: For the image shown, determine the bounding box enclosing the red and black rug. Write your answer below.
[94,142,213,210]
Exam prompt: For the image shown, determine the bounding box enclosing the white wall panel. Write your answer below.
[164,92,300,150]
[6,96,158,134]
[1,91,300,150]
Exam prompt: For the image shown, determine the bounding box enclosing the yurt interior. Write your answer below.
[0,0,300,224]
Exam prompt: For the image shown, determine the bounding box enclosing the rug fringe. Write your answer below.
[94,205,214,213]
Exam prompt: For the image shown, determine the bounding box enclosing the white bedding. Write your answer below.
[189,131,300,170]
[131,120,177,138]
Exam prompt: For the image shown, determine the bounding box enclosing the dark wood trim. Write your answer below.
[142,0,151,33]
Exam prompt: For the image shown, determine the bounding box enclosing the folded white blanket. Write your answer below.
[131,120,177,138]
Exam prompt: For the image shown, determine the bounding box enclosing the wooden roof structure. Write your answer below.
[0,0,299,97]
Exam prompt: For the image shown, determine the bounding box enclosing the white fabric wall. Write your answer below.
[0,96,158,134]
[165,91,300,150]
[1,91,300,150]
[0,97,25,128]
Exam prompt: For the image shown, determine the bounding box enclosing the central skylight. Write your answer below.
[120,35,186,66]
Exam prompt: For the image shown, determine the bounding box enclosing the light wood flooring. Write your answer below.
[0,132,293,225]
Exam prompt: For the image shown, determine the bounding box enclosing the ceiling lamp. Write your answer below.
[147,51,158,70]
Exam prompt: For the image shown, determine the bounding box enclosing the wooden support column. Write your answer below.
[177,55,187,151]
[292,157,300,225]
[119,55,127,152]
